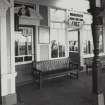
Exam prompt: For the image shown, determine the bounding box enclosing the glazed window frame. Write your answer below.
[15,25,34,64]
[68,30,79,53]
[38,26,50,44]
[50,8,66,58]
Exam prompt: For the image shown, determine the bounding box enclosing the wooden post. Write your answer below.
[88,0,104,105]
[0,0,17,105]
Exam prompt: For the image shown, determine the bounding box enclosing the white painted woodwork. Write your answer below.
[14,0,89,12]
[0,0,17,96]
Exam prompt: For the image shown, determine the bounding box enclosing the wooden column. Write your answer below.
[90,9,103,94]
[0,0,17,105]
[78,29,84,67]
[88,0,104,105]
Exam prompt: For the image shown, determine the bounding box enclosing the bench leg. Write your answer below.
[69,70,79,79]
[33,71,41,87]
[86,66,89,74]
[66,72,71,79]
[39,73,43,89]
[76,71,79,79]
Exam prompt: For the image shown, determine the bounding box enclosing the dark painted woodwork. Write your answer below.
[16,63,33,86]
[39,5,48,26]
[88,1,103,94]
[14,13,19,31]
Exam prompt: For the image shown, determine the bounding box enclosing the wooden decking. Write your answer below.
[16,71,105,105]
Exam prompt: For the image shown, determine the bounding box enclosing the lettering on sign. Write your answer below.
[67,10,84,29]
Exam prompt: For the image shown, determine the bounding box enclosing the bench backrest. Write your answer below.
[33,58,71,72]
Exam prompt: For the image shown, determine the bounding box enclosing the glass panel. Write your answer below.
[83,26,103,54]
[15,57,23,62]
[39,27,50,43]
[50,29,58,58]
[51,40,58,58]
[15,33,27,55]
[50,8,65,22]
[59,45,65,57]
[58,29,65,57]
[50,8,66,58]
[51,23,66,29]
[68,31,78,52]
[24,56,32,61]
[15,26,33,63]
[50,29,58,42]
[50,28,66,58]
[82,26,94,54]
[39,5,48,26]
[27,36,32,55]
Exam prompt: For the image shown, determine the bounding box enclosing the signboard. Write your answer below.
[67,10,84,29]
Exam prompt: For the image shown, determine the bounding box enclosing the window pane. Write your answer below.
[51,23,66,29]
[51,40,58,58]
[15,57,23,62]
[58,29,65,57]
[50,8,65,22]
[82,26,94,54]
[15,27,33,63]
[50,28,66,58]
[16,33,27,55]
[50,29,58,58]
[50,8,66,58]
[59,45,65,57]
[39,27,50,43]
[24,56,32,61]
[27,36,32,55]
[50,29,58,42]
[39,5,48,26]
[68,31,78,52]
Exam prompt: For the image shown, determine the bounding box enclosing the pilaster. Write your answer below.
[0,0,17,105]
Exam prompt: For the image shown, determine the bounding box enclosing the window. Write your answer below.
[50,8,66,58]
[82,25,94,54]
[68,30,78,52]
[39,5,48,26]
[38,26,50,44]
[50,8,65,22]
[50,28,66,58]
[82,25,103,55]
[15,26,33,63]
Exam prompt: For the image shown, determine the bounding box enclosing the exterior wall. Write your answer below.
[0,0,17,105]
[13,0,105,85]
[15,0,89,12]
[14,0,92,85]
[14,2,39,85]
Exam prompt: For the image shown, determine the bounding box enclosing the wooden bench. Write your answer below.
[33,58,80,88]
[85,58,105,74]
[85,60,93,74]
